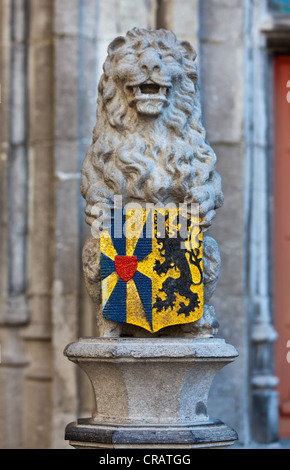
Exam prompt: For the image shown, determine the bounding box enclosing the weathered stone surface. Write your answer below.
[30,0,53,40]
[54,38,79,141]
[200,43,244,144]
[54,0,79,36]
[64,337,238,448]
[22,380,53,449]
[81,27,224,338]
[172,0,199,44]
[200,0,243,43]
[28,143,54,296]
[198,0,248,444]
[29,43,54,142]
[65,337,238,361]
[208,294,247,436]
[1,0,268,450]
[66,419,238,449]
[65,26,239,449]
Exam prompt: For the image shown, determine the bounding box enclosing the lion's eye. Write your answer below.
[115,50,136,62]
[163,52,182,64]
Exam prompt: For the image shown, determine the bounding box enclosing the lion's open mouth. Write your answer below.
[139,83,162,95]
[126,80,170,116]
[130,81,169,101]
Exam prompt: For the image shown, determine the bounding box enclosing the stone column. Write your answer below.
[0,0,30,449]
[21,0,55,449]
[244,0,279,444]
[64,27,239,449]
[199,0,249,444]
[65,338,238,449]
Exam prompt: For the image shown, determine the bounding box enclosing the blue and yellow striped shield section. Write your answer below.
[100,209,204,333]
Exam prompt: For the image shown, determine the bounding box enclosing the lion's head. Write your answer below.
[98,27,198,131]
[81,28,223,227]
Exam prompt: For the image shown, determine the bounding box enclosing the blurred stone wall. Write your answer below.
[0,0,278,448]
[198,0,248,443]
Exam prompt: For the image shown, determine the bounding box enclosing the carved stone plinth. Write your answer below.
[64,338,238,449]
[64,28,239,449]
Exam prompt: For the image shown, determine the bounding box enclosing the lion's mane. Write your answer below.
[81,28,223,215]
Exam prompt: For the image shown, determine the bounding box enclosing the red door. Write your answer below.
[273,56,290,438]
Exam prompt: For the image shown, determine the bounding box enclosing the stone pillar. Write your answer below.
[21,0,55,449]
[64,27,239,449]
[51,0,84,446]
[199,0,249,444]
[0,0,30,449]
[244,0,279,444]
[65,338,238,449]
[0,0,98,449]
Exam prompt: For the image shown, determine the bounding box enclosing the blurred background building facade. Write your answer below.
[1,0,290,449]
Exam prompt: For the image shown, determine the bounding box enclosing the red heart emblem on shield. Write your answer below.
[115,256,138,283]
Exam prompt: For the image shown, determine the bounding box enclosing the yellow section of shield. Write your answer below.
[127,208,204,333]
[126,278,152,331]
[100,232,118,261]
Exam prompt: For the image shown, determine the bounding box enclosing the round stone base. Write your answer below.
[64,337,239,449]
[65,419,238,449]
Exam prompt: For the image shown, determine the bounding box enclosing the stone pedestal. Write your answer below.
[64,337,238,449]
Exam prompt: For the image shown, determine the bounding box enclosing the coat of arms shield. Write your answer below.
[100,208,204,333]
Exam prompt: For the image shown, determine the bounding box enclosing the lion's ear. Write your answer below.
[180,41,197,61]
[108,36,127,55]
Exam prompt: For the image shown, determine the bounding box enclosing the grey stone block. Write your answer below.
[172,0,199,40]
[208,293,248,443]
[252,390,279,444]
[54,37,79,141]
[54,0,79,36]
[10,43,27,145]
[30,0,53,40]
[29,43,54,142]
[79,0,99,39]
[64,337,238,448]
[200,0,243,43]
[65,419,238,449]
[200,43,244,144]
[28,143,54,295]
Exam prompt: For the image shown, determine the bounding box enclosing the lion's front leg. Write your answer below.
[203,236,221,303]
[84,183,115,229]
[185,185,216,231]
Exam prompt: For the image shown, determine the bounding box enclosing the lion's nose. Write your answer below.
[139,49,162,76]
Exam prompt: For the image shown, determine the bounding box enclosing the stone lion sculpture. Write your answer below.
[81,28,223,338]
